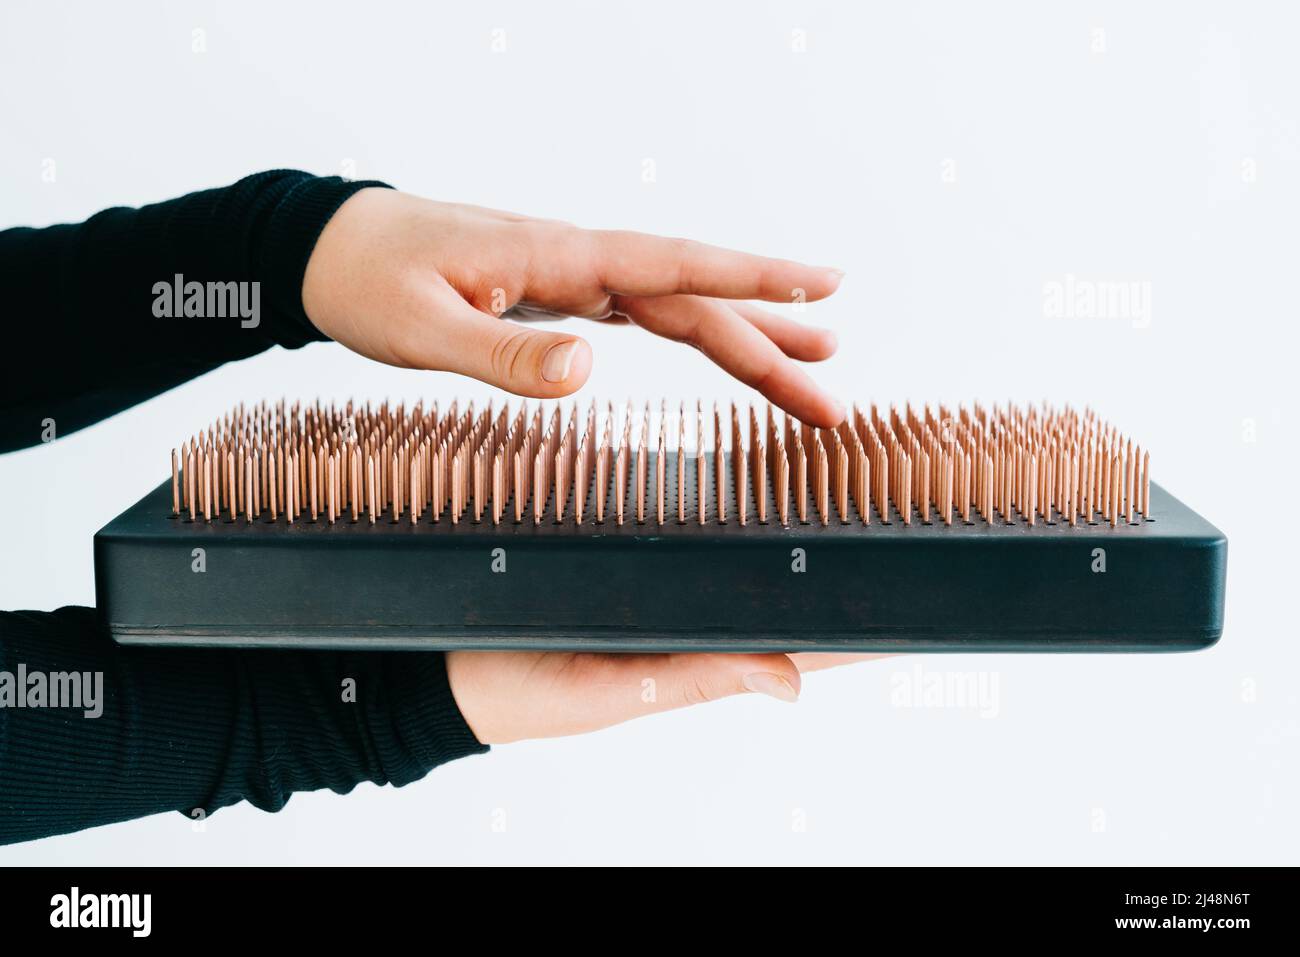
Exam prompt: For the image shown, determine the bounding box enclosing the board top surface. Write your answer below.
[98,476,1224,548]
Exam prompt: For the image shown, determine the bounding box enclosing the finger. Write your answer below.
[788,652,895,673]
[549,652,804,735]
[615,295,845,427]
[420,286,593,397]
[641,653,803,710]
[729,301,838,362]
[590,230,844,303]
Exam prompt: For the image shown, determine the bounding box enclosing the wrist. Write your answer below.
[292,181,394,340]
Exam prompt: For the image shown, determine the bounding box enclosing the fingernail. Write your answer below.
[825,268,846,282]
[743,672,799,703]
[541,340,578,382]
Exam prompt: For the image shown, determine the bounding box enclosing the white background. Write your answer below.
[1,0,1295,864]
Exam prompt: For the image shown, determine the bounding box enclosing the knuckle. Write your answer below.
[668,237,694,293]
[518,220,555,247]
[489,328,533,383]
[677,674,719,708]
[527,220,580,248]
[750,363,783,395]
[681,308,706,352]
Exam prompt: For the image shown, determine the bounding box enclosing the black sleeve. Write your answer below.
[0,607,486,845]
[0,169,386,453]
[0,173,490,845]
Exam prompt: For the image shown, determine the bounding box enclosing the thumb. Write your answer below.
[621,652,804,719]
[537,652,803,738]
[670,653,803,706]
[433,288,592,397]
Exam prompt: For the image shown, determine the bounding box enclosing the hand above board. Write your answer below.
[302,188,846,428]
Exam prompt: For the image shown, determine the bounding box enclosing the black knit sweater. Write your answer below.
[0,171,488,845]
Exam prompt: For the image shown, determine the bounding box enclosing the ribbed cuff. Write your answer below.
[380,652,489,786]
[259,174,394,349]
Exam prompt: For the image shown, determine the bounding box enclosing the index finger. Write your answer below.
[589,230,844,303]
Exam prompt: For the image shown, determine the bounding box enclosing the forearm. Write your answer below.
[0,170,389,453]
[0,607,486,845]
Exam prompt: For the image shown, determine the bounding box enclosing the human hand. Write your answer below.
[305,189,865,743]
[302,188,846,427]
[445,650,886,744]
